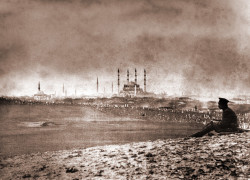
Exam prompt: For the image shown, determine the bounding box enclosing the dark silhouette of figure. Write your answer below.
[194,105,198,111]
[190,98,239,137]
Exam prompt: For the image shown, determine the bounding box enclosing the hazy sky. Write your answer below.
[0,0,250,97]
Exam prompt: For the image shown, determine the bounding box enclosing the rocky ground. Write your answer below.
[0,132,249,180]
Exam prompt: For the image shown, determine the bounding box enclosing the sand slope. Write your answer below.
[0,132,249,179]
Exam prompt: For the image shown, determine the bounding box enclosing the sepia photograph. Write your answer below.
[0,0,249,179]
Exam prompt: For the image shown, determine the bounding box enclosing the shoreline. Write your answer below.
[0,132,249,179]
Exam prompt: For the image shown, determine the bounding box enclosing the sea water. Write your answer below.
[0,104,200,157]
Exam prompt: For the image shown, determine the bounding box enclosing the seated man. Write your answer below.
[190,98,238,137]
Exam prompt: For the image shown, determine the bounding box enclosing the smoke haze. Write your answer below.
[0,0,250,97]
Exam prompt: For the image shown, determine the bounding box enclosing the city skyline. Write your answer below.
[0,0,250,98]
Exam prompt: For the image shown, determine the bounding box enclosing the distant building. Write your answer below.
[120,81,144,97]
[34,82,51,101]
[34,91,51,101]
[118,69,142,97]
[118,68,155,98]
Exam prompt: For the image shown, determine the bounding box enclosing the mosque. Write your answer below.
[33,82,51,101]
[34,68,154,100]
[117,68,154,97]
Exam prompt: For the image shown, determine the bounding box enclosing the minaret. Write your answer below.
[112,82,113,94]
[118,69,120,94]
[135,68,137,84]
[38,81,40,91]
[144,69,146,92]
[127,69,129,83]
[97,77,99,94]
[63,84,64,94]
[134,84,137,96]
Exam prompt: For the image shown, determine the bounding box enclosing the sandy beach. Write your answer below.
[0,132,249,180]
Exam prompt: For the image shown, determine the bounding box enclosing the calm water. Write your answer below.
[0,104,200,157]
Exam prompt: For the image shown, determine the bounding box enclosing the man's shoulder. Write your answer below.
[226,107,235,111]
[224,107,236,115]
[225,107,232,111]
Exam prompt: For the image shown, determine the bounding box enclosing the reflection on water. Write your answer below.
[0,104,201,157]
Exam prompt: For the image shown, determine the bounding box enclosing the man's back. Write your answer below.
[221,107,238,129]
[190,98,240,137]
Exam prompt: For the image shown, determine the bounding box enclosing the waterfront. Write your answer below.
[0,104,201,157]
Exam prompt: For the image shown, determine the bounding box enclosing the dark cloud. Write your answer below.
[182,37,250,94]
[129,33,166,64]
[0,0,249,96]
[0,79,16,96]
[0,43,28,76]
[124,0,183,19]
[79,0,103,6]
[0,12,13,21]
